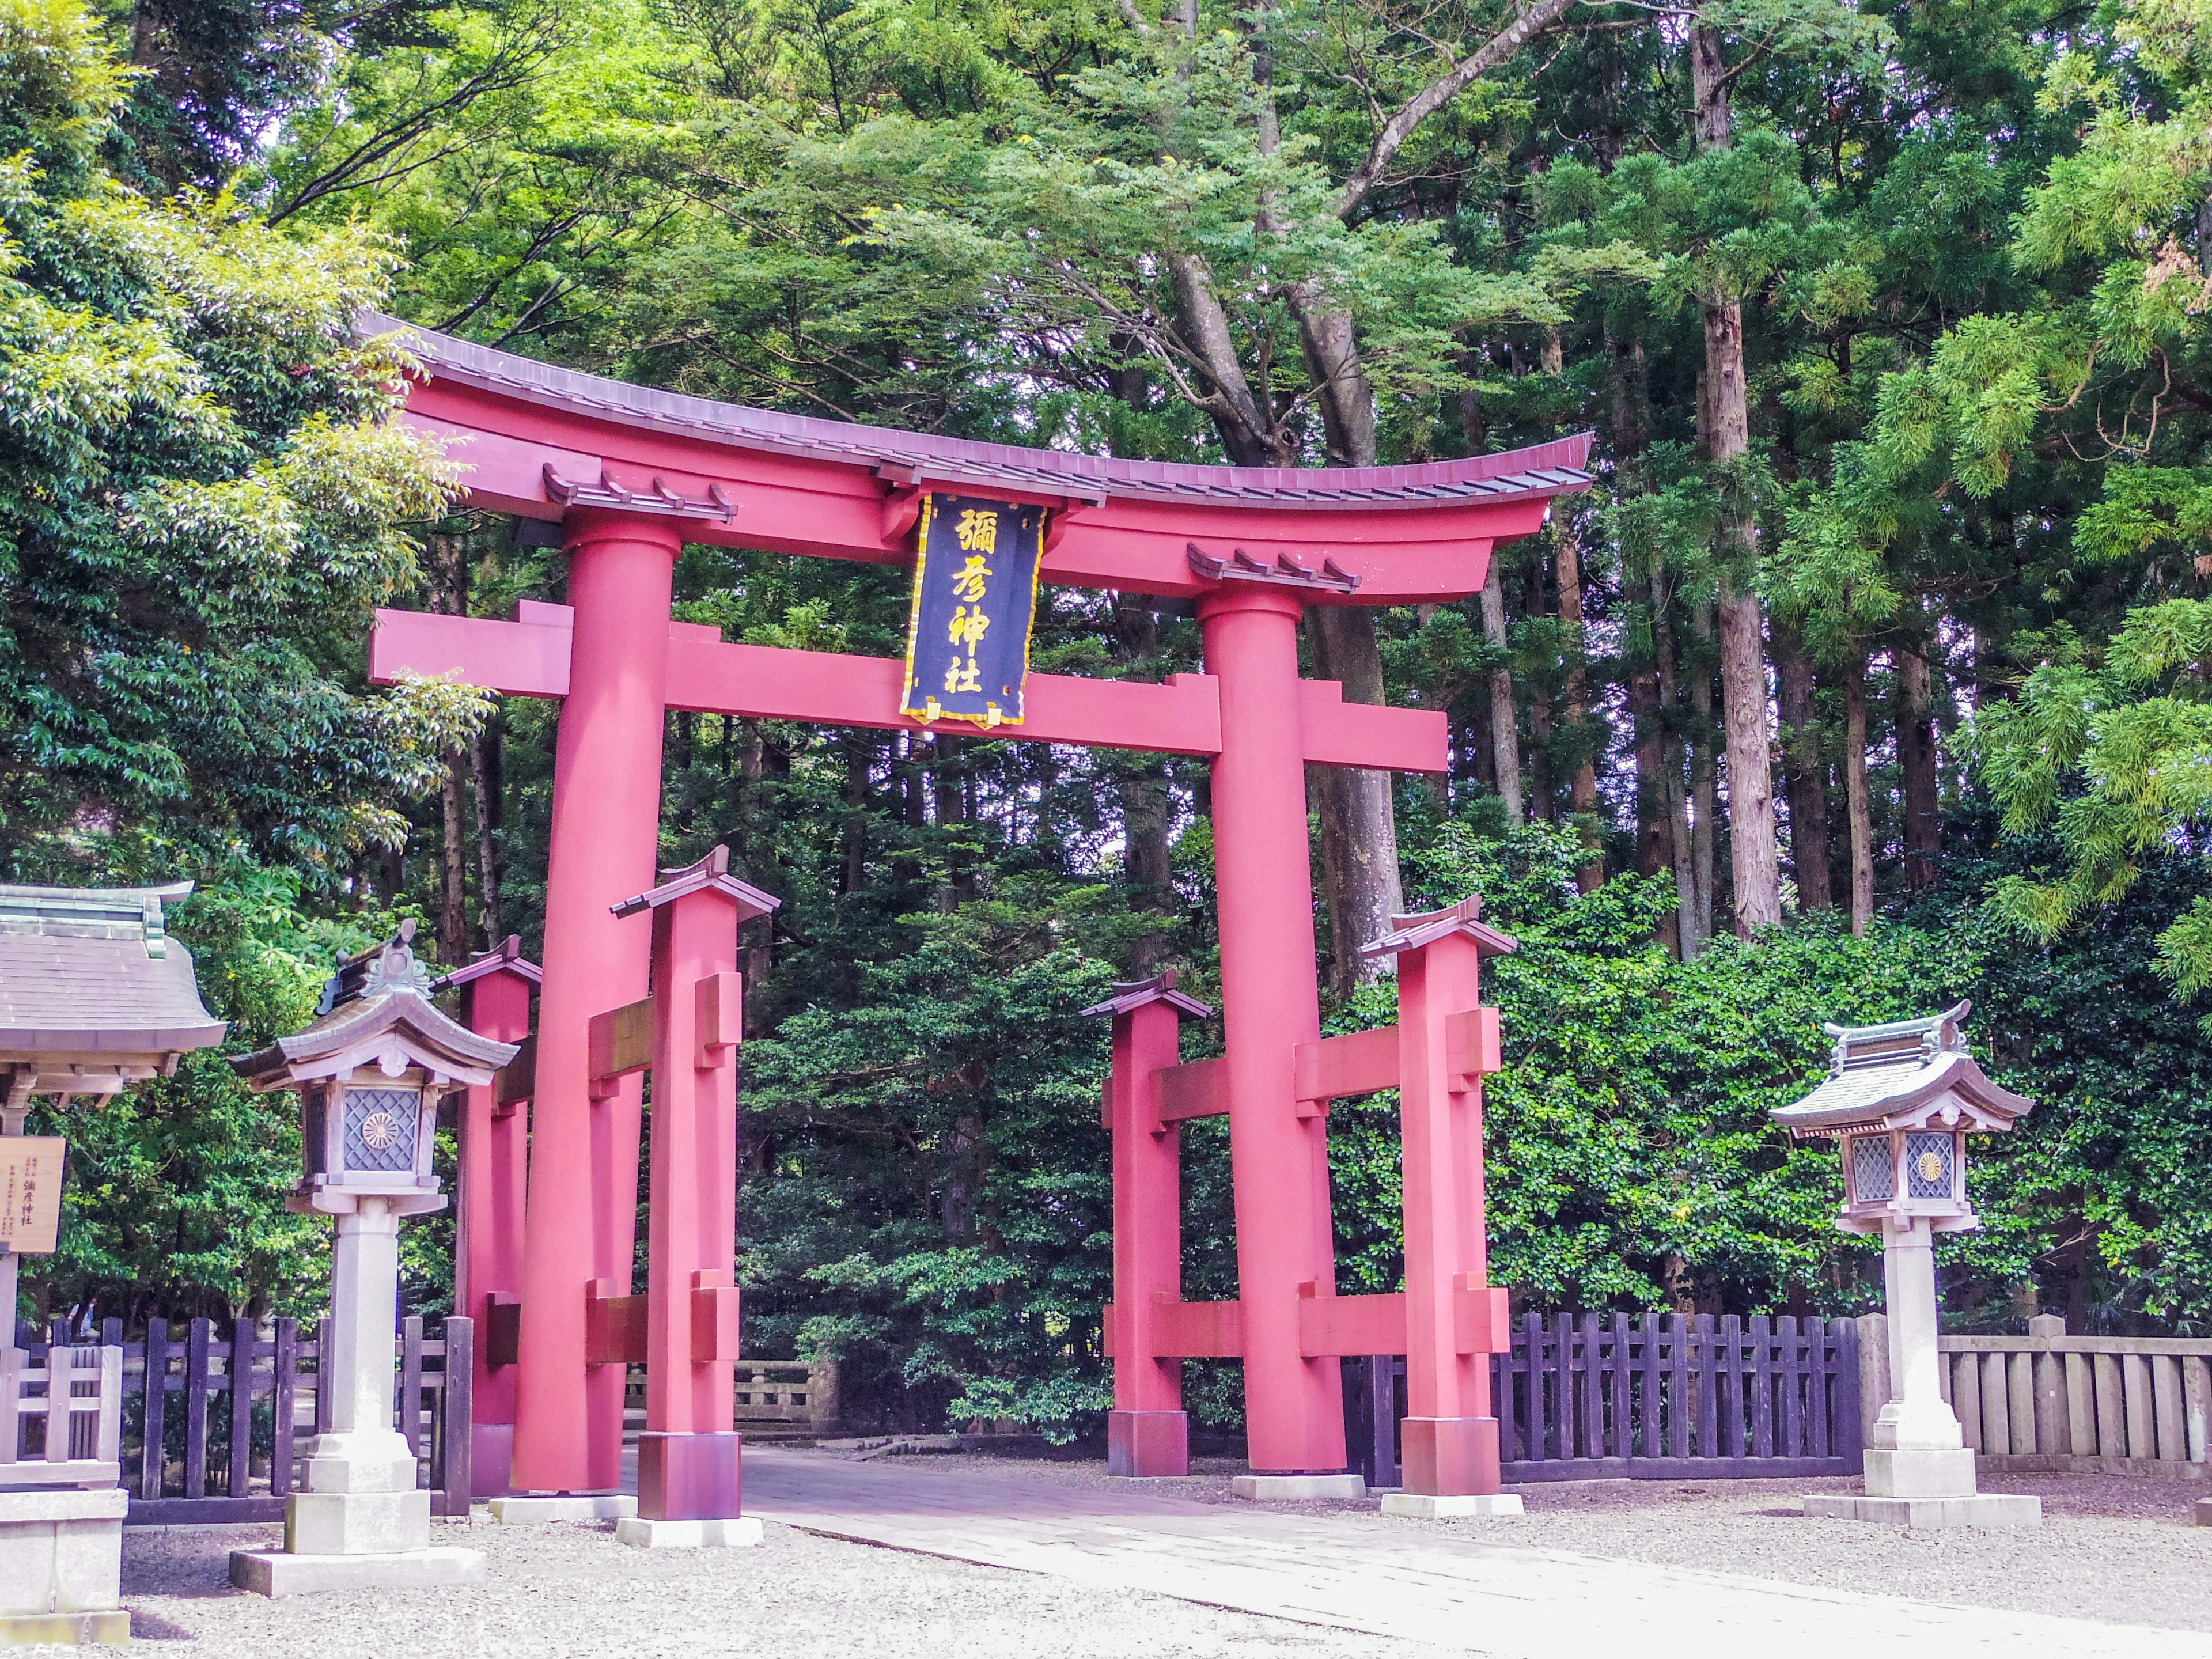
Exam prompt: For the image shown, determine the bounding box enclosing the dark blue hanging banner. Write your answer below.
[899,494,1046,729]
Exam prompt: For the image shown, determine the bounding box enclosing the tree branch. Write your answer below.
[1334,0,1580,222]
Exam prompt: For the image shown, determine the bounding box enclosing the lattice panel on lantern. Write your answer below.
[1904,1131,1953,1199]
[343,1087,420,1172]
[1850,1134,1894,1202]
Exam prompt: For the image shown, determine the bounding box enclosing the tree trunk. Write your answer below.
[1479,578,1522,824]
[440,762,467,969]
[1897,635,1941,891]
[1115,596,1175,976]
[1650,575,1702,957]
[1846,653,1874,937]
[472,721,503,948]
[1772,623,1832,912]
[1688,604,1719,942]
[1555,528,1604,891]
[1629,666,1668,878]
[1525,548,1555,822]
[1309,607,1404,989]
[841,732,871,896]
[1690,24,1781,935]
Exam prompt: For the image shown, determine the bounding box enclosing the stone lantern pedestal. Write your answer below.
[230,1198,488,1595]
[1802,1217,2040,1527]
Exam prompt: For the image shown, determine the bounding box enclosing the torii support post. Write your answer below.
[440,937,541,1498]
[1364,897,1519,1517]
[612,847,778,1540]
[1200,586,1348,1476]
[1082,973,1213,1478]
[512,511,681,1496]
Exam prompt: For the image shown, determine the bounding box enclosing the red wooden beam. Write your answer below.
[1292,1026,1400,1104]
[370,608,1449,772]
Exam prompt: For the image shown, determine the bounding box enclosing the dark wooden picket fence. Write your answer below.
[1347,1311,1862,1488]
[16,1315,472,1524]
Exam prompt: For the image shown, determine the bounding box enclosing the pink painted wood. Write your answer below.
[509,512,679,1497]
[1199,586,1347,1475]
[620,848,775,1521]
[1369,901,1516,1496]
[449,945,536,1497]
[365,315,1584,1490]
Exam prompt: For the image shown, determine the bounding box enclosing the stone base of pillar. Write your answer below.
[1801,1494,2041,1527]
[638,1431,743,1521]
[0,1609,129,1647]
[229,1545,487,1597]
[615,1516,763,1550]
[0,1488,124,1642]
[286,1488,431,1555]
[1228,1472,1366,1501]
[488,1494,635,1525]
[1399,1416,1502,1497]
[1380,1491,1525,1518]
[470,1422,515,1498]
[1863,1446,1979,1499]
[1107,1411,1189,1478]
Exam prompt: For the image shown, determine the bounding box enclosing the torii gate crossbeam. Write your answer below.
[362,313,1589,1496]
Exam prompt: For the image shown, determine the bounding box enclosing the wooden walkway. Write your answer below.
[742,1449,2210,1656]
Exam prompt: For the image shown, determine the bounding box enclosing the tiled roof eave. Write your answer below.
[362,313,1594,513]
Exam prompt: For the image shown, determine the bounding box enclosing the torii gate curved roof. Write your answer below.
[365,313,1591,605]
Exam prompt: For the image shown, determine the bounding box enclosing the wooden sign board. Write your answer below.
[0,1136,66,1255]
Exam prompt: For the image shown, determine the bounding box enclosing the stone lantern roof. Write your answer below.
[0,880,226,1109]
[232,920,514,1093]
[1770,1001,2032,1141]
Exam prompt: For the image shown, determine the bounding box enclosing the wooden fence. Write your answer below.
[1348,1312,1862,1488]
[1929,1316,2212,1478]
[13,1316,472,1523]
[1,1343,124,1488]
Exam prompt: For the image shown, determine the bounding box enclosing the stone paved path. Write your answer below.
[743,1450,2212,1657]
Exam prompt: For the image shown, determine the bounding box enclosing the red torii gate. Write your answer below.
[363,313,1589,1497]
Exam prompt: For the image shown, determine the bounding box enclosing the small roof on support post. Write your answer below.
[430,934,543,993]
[610,845,780,921]
[1770,1001,2033,1140]
[1079,969,1213,1022]
[1359,895,1519,961]
[0,880,226,1109]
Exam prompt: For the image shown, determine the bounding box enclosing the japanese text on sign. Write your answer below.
[0,1137,67,1255]
[900,494,1046,728]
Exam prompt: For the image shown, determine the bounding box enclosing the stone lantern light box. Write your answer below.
[1771,1001,2041,1527]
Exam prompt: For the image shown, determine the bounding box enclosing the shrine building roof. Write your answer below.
[1770,1001,2033,1139]
[363,312,1594,516]
[0,881,226,1107]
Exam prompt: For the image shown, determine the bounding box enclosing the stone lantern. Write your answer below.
[1772,1002,2041,1527]
[227,920,516,1595]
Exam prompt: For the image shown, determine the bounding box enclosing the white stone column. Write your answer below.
[289,1196,430,1553]
[1863,1217,1975,1495]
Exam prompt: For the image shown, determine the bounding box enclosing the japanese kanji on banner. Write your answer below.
[0,1136,66,1256]
[899,494,1047,728]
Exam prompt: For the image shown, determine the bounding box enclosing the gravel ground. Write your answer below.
[884,1448,2212,1631]
[30,1454,2210,1652]
[54,1513,1446,1658]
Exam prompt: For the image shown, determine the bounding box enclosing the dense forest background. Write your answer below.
[5,0,2211,1436]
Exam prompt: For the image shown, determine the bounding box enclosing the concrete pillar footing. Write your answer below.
[1229,1473,1366,1501]
[614,1516,762,1550]
[488,1494,636,1525]
[1380,1491,1524,1518]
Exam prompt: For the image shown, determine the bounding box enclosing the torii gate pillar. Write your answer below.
[1200,587,1348,1475]
[512,512,681,1495]
[440,937,540,1498]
